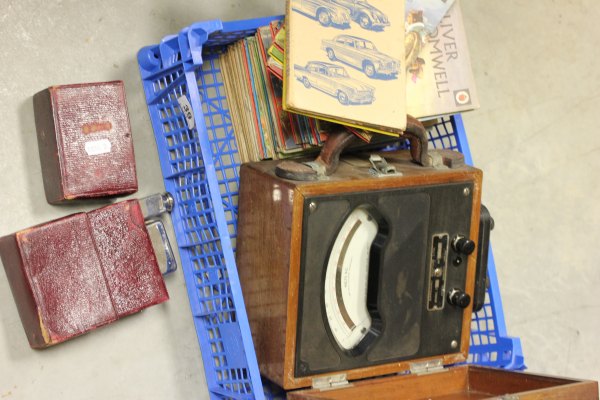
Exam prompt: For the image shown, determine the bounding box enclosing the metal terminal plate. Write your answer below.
[428,233,449,311]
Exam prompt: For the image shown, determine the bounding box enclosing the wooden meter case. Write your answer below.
[236,150,598,398]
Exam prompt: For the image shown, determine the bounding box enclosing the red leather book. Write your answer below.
[0,200,169,348]
[33,81,138,204]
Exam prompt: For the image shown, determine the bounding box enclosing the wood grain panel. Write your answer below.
[237,151,483,389]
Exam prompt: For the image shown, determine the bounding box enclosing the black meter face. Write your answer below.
[295,183,473,377]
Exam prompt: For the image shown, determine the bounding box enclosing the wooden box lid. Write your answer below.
[287,365,599,399]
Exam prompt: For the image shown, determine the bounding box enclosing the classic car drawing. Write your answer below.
[322,35,400,78]
[294,61,375,105]
[291,0,351,27]
[331,0,390,30]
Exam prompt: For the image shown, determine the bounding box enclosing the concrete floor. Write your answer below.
[462,0,600,381]
[0,1,598,399]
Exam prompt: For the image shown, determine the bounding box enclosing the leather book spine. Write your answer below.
[33,88,64,204]
[0,234,46,348]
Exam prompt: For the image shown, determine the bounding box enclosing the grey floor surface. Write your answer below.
[0,1,598,399]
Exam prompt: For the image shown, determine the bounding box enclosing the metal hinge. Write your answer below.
[312,373,350,391]
[409,359,446,375]
[140,193,177,275]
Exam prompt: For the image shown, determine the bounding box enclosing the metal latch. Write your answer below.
[140,192,174,219]
[369,154,400,177]
[409,359,446,375]
[140,193,177,275]
[312,373,350,391]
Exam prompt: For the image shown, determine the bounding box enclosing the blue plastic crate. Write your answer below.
[138,17,524,400]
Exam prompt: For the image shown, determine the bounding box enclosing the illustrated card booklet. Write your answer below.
[284,0,407,134]
[405,0,480,119]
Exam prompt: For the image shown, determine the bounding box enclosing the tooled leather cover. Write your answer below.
[88,200,169,318]
[0,200,168,348]
[33,81,138,203]
[8,214,117,348]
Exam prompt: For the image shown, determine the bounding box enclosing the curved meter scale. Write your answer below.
[324,207,378,352]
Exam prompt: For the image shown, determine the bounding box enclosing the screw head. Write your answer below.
[163,192,174,212]
[451,340,458,349]
[309,202,317,213]
[463,187,470,196]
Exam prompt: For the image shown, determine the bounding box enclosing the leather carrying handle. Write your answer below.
[403,115,431,167]
[317,116,430,172]
[315,127,360,176]
[275,115,430,180]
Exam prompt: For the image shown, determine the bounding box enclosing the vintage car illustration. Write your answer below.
[294,61,375,105]
[291,0,351,27]
[331,0,390,30]
[322,35,400,78]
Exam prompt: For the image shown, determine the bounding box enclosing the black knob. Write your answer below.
[447,289,471,308]
[453,236,475,255]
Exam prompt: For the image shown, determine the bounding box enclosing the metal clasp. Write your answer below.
[369,154,400,177]
[141,193,177,275]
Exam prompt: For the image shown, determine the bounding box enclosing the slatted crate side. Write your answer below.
[195,57,242,251]
[451,115,524,370]
[467,251,524,369]
[138,33,263,399]
[428,117,460,150]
